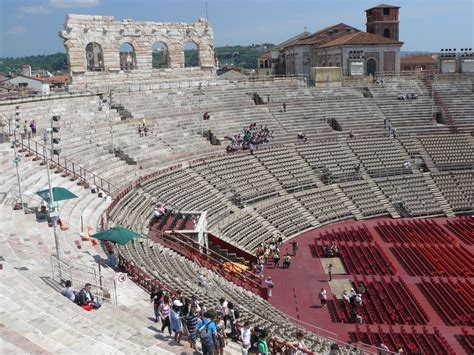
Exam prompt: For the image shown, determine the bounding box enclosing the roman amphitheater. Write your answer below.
[0,14,472,355]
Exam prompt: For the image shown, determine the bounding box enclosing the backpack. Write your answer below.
[199,321,214,348]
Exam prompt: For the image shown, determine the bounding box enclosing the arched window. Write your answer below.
[152,41,170,68]
[85,42,104,71]
[184,41,199,67]
[119,42,137,70]
[366,58,377,76]
[383,28,391,39]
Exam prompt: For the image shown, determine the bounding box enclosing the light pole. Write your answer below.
[12,132,24,211]
[44,119,63,280]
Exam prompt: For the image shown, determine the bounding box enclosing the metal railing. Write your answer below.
[50,255,118,306]
[0,112,119,197]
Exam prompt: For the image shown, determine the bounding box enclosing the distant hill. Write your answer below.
[0,44,274,74]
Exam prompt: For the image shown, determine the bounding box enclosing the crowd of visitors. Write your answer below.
[225,123,272,153]
[148,289,281,354]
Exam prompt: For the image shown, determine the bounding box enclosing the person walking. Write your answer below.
[215,312,226,355]
[273,251,280,268]
[283,102,287,112]
[170,300,184,344]
[185,303,200,351]
[319,288,327,308]
[159,295,172,335]
[196,309,218,355]
[265,277,274,298]
[291,240,298,256]
[240,321,252,355]
[150,287,163,322]
[257,328,269,355]
[283,253,291,268]
[328,263,333,281]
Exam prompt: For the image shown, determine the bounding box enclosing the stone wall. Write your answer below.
[60,14,216,90]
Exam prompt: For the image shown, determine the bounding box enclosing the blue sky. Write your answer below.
[1,0,473,57]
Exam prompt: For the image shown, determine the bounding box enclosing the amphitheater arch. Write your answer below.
[184,41,200,67]
[85,42,104,71]
[152,41,170,68]
[119,42,137,71]
[366,58,377,76]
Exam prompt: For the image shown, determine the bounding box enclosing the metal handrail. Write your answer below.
[50,255,118,306]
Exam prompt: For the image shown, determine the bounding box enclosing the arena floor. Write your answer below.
[264,216,473,354]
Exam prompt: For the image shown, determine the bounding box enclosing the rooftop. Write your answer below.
[319,31,403,48]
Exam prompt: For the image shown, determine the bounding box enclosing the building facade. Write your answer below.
[258,3,404,78]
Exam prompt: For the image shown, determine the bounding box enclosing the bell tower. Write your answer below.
[366,4,400,41]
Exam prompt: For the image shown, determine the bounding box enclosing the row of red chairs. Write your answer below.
[390,243,474,277]
[315,240,396,275]
[456,327,474,354]
[350,325,455,354]
[418,277,473,326]
[316,225,374,242]
[330,276,429,325]
[445,217,474,245]
[375,219,453,244]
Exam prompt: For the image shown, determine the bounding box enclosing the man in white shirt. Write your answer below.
[240,321,251,355]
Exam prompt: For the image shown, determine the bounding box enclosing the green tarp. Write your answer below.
[91,227,144,245]
[36,187,78,203]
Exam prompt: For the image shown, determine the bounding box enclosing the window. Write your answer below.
[85,42,104,71]
[184,42,199,68]
[152,41,170,68]
[119,42,137,71]
[383,28,391,39]
[383,8,390,15]
[367,10,372,16]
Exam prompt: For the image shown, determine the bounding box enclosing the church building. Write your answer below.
[259,3,404,77]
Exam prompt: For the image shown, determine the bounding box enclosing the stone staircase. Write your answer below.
[422,173,456,218]
[363,174,401,218]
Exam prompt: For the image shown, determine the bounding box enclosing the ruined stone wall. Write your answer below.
[60,14,216,90]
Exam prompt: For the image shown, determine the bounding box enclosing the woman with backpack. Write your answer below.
[158,295,172,335]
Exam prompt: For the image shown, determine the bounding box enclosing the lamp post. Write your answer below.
[12,132,24,211]
[44,116,63,280]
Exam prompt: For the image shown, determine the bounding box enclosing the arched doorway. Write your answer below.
[152,41,170,68]
[184,42,199,67]
[85,42,104,71]
[119,42,137,70]
[366,58,377,76]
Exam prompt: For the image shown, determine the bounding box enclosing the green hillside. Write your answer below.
[0,44,274,74]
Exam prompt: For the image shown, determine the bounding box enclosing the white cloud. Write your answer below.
[50,0,100,8]
[8,25,27,35]
[19,5,51,14]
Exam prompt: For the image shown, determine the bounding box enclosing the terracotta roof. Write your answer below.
[36,75,69,84]
[259,51,272,59]
[401,54,436,64]
[366,3,400,11]
[294,23,361,46]
[318,31,403,48]
[275,31,312,50]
